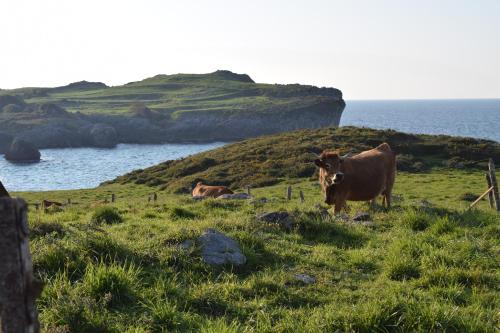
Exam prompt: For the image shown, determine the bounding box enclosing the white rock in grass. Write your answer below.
[217,193,252,200]
[293,273,316,284]
[256,211,294,230]
[197,229,246,266]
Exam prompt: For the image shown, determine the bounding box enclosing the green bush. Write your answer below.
[385,255,421,281]
[90,206,123,225]
[82,261,140,308]
[397,154,426,172]
[400,210,432,231]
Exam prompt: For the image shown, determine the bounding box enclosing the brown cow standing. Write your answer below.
[314,143,396,214]
[192,182,234,198]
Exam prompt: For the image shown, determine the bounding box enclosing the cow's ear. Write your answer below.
[314,159,323,168]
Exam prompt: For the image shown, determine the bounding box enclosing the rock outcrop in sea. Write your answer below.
[5,139,41,162]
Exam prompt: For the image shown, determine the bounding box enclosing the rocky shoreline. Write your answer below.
[0,71,345,157]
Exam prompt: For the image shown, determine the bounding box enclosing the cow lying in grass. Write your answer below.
[315,143,396,214]
[192,182,234,198]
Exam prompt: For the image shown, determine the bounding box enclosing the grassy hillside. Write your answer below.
[10,127,499,332]
[15,172,499,332]
[1,70,343,117]
[107,126,500,193]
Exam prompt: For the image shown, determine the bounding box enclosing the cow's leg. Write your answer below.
[333,195,346,215]
[385,191,392,208]
[385,166,396,209]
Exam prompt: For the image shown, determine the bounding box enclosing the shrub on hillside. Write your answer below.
[82,261,140,308]
[90,206,123,225]
[400,210,433,231]
[385,255,421,281]
[396,154,426,172]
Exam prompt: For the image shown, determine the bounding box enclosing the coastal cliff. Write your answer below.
[0,70,345,150]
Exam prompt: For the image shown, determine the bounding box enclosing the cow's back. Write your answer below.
[343,143,395,201]
[192,184,233,197]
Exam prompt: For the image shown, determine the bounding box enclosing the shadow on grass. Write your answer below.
[294,211,368,248]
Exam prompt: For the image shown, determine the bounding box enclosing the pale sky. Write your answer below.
[1,0,499,99]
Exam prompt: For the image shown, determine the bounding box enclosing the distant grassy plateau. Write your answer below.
[0,70,344,150]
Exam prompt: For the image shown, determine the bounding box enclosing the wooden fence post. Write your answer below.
[67,198,71,205]
[299,190,305,203]
[0,198,41,333]
[111,193,115,203]
[489,159,499,212]
[287,186,292,200]
[246,186,251,196]
[153,193,157,202]
[486,173,494,209]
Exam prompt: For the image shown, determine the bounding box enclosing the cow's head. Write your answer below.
[314,151,347,185]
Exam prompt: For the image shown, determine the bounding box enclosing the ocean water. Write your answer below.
[1,99,499,191]
[341,99,500,142]
[0,142,225,191]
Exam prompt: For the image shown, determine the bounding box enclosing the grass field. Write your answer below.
[6,127,499,332]
[14,166,499,332]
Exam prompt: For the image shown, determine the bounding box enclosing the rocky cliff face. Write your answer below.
[164,100,344,141]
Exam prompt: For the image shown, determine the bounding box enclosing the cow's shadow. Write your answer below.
[293,211,368,248]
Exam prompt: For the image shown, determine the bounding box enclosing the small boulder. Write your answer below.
[352,212,371,221]
[314,204,330,218]
[5,139,41,162]
[293,273,316,285]
[256,211,294,230]
[251,197,268,204]
[217,193,252,200]
[177,239,195,251]
[197,229,246,266]
[89,123,118,148]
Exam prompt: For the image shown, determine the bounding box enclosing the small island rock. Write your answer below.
[5,139,41,162]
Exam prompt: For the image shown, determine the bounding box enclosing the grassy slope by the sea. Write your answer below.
[13,127,500,332]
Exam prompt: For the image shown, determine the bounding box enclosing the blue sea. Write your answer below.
[1,99,499,191]
[341,99,500,142]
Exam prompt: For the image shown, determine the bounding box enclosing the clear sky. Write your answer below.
[1,0,499,99]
